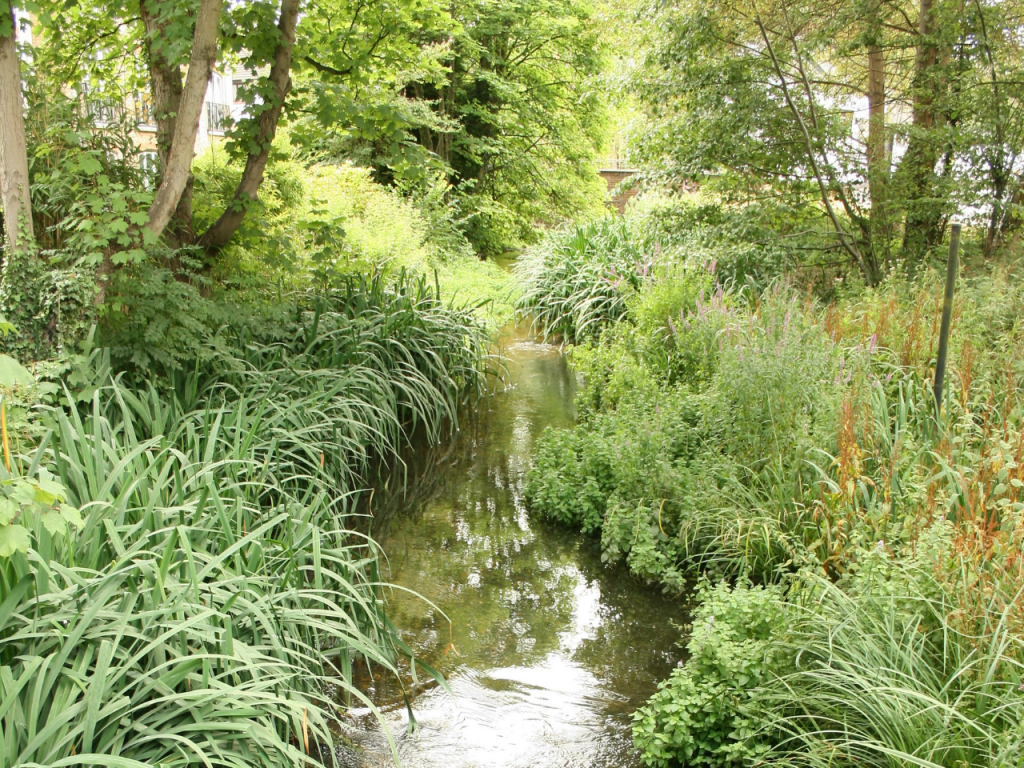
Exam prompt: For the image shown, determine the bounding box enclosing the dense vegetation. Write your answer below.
[0,0,537,761]
[3,0,1024,764]
[522,196,1024,766]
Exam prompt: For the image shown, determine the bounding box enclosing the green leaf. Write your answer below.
[36,468,68,503]
[0,498,19,526]
[0,354,33,388]
[11,482,35,506]
[40,510,67,537]
[60,502,84,528]
[0,524,30,557]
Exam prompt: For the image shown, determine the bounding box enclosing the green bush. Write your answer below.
[627,193,821,290]
[632,580,788,767]
[527,286,848,585]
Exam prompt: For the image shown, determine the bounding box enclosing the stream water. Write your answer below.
[345,325,689,768]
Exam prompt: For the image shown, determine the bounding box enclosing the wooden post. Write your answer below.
[933,223,961,415]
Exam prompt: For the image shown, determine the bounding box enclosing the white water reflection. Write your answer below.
[347,330,688,768]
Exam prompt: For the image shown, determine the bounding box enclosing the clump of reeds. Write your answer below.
[0,269,485,766]
[514,218,651,343]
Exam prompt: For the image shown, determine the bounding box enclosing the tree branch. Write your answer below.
[199,0,301,250]
[145,0,223,238]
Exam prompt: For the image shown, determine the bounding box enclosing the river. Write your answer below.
[344,324,689,768]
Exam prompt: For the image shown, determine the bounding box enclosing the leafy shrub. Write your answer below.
[632,580,788,767]
[528,286,848,585]
[627,193,822,290]
[525,427,610,532]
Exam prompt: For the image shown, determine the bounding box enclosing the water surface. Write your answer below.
[348,326,689,768]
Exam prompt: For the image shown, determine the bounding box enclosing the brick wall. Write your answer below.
[599,169,639,214]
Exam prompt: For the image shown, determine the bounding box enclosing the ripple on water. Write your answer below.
[349,324,691,768]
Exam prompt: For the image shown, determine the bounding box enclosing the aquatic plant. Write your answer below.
[0,378,433,766]
[0,269,490,766]
[514,218,651,343]
[632,580,788,768]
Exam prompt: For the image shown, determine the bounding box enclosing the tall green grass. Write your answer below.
[767,570,1024,768]
[514,218,650,343]
[0,271,487,766]
[1,382,429,766]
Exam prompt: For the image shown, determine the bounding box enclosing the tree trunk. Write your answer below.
[199,0,300,250]
[145,0,223,239]
[900,0,944,261]
[140,0,194,245]
[0,7,33,250]
[866,40,889,268]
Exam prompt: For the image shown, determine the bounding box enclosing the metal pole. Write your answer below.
[934,223,961,416]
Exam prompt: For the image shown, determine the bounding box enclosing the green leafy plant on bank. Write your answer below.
[520,211,1024,768]
[0,379,427,766]
[632,580,788,768]
[0,268,491,766]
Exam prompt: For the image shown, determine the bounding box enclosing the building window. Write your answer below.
[139,151,160,189]
[207,102,232,133]
[135,93,156,129]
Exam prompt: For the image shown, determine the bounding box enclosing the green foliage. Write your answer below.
[632,580,787,767]
[515,217,651,343]
[99,269,488,476]
[527,282,848,585]
[0,86,153,359]
[525,427,610,533]
[523,207,1024,767]
[191,142,307,278]
[399,0,608,255]
[626,0,1024,273]
[0,376,431,766]
[25,85,153,265]
[765,541,1024,768]
[628,193,816,290]
[188,149,513,327]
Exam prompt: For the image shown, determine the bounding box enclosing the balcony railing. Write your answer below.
[85,100,126,126]
[83,96,156,130]
[207,102,232,133]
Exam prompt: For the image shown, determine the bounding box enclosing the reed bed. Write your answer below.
[0,270,488,766]
[514,218,650,343]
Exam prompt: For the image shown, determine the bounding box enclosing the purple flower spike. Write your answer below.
[868,334,877,352]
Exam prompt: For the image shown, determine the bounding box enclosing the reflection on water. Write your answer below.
[347,325,689,768]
